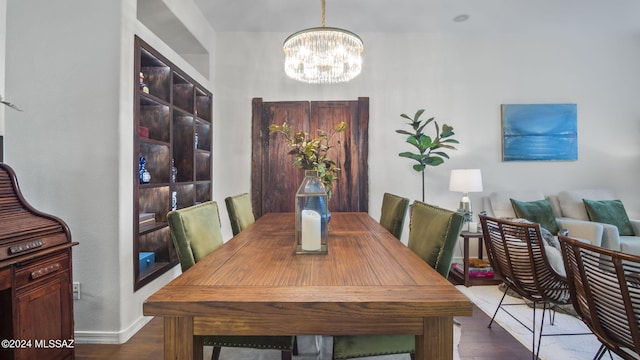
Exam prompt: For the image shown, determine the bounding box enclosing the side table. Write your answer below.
[449,231,502,287]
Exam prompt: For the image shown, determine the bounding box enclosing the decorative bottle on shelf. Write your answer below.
[139,72,149,94]
[171,158,177,183]
[295,170,328,254]
[139,156,151,184]
[171,191,178,211]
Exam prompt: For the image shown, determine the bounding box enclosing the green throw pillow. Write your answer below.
[510,198,560,235]
[583,199,635,236]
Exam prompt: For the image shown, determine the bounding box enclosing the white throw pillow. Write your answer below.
[544,244,566,277]
[489,191,546,218]
[557,189,617,220]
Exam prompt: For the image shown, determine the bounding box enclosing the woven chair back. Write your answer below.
[480,215,570,305]
[559,235,640,360]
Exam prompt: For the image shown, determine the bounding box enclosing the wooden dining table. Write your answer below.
[143,212,473,360]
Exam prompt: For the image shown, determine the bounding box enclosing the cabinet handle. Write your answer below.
[30,263,61,280]
[9,239,45,254]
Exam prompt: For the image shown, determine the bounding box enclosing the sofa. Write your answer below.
[482,190,608,277]
[482,190,604,248]
[554,189,640,255]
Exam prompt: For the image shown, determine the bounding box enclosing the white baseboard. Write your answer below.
[74,315,153,344]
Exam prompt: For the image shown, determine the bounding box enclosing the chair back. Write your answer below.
[559,235,640,359]
[479,215,569,304]
[225,193,256,236]
[167,201,224,272]
[379,193,409,239]
[408,201,464,277]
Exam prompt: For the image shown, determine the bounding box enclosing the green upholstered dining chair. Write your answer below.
[167,201,296,360]
[225,193,256,236]
[332,201,464,360]
[379,193,409,239]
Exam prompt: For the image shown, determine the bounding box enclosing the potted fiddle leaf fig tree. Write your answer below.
[396,109,459,202]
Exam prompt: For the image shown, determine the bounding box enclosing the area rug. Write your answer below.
[456,285,623,360]
[208,327,462,359]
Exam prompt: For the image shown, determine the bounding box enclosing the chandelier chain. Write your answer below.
[321,0,326,27]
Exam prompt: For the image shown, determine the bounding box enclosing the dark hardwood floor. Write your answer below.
[75,303,531,360]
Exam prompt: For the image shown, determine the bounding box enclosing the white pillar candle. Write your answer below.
[301,209,321,251]
[468,222,478,233]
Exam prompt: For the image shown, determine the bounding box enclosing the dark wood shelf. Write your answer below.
[139,137,170,146]
[139,221,168,235]
[140,92,170,107]
[139,261,174,278]
[134,36,212,291]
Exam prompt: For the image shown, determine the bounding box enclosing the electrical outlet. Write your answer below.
[72,282,80,300]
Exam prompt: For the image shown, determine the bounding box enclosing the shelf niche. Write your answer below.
[134,36,213,291]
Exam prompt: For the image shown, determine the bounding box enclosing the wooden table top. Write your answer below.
[143,212,472,330]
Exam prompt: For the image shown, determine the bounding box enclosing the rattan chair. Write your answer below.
[479,215,573,360]
[559,235,640,360]
[167,201,296,360]
[379,192,409,239]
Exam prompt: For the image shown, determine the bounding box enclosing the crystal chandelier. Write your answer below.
[283,0,364,84]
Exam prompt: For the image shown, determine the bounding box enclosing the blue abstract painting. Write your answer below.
[502,104,577,161]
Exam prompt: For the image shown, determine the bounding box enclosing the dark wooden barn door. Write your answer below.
[251,97,369,217]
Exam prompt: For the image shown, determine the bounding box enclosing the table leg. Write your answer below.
[463,236,470,286]
[164,316,201,360]
[415,317,454,360]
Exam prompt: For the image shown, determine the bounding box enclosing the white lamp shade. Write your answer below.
[449,169,483,193]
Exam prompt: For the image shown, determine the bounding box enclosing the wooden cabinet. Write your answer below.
[0,163,76,360]
[0,247,75,360]
[134,36,212,290]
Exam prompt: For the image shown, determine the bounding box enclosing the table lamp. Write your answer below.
[449,169,483,231]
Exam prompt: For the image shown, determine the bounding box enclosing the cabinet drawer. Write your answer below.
[14,252,69,289]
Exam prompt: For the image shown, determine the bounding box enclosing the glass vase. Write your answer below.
[295,170,328,254]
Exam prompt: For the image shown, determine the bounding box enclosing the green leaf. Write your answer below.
[439,144,458,150]
[419,135,433,150]
[395,129,413,136]
[416,122,427,134]
[399,152,425,162]
[406,136,420,147]
[431,151,450,159]
[400,113,412,120]
[414,109,425,121]
[412,164,426,172]
[441,124,455,137]
[424,157,445,166]
[423,117,435,127]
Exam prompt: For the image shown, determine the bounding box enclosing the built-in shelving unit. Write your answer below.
[133,36,212,290]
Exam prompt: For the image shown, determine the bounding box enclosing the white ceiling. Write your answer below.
[193,0,640,36]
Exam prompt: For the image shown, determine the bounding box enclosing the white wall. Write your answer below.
[4,0,215,344]
[5,0,125,337]
[214,32,640,244]
[0,0,6,138]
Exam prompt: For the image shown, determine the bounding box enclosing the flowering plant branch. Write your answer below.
[269,121,346,198]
